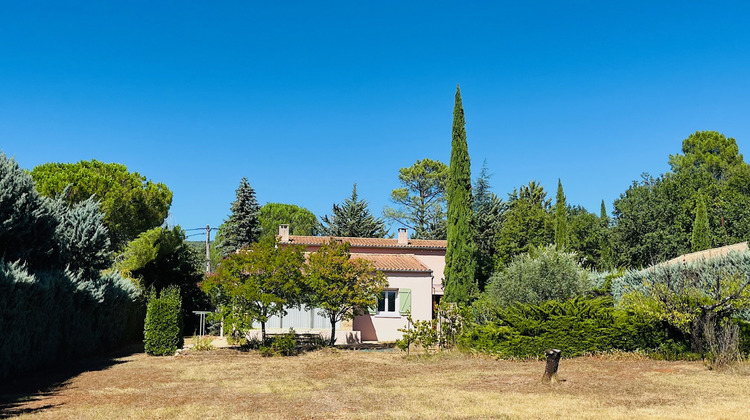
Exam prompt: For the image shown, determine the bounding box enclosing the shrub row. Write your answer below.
[459,297,678,358]
[0,261,142,379]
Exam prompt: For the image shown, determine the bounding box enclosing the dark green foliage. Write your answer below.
[613,131,750,267]
[144,286,184,356]
[259,202,318,238]
[319,183,388,238]
[0,261,141,379]
[472,162,504,291]
[54,197,112,276]
[486,245,591,306]
[117,227,208,333]
[568,206,606,269]
[691,193,710,252]
[0,153,141,379]
[0,153,58,269]
[31,159,172,248]
[219,177,261,256]
[599,200,612,270]
[444,85,477,303]
[494,181,554,268]
[383,158,449,240]
[459,297,672,358]
[554,179,568,250]
[258,330,298,357]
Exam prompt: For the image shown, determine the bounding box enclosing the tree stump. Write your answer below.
[541,348,561,383]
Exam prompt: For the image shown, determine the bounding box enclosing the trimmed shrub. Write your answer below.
[486,245,591,306]
[144,286,184,356]
[459,297,674,358]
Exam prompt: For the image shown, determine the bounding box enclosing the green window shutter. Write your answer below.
[399,289,411,315]
[368,305,377,315]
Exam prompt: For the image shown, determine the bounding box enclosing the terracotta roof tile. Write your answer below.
[281,235,446,249]
[352,253,431,273]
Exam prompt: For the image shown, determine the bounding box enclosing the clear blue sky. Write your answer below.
[2,2,749,240]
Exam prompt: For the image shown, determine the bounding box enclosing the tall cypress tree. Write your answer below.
[444,85,476,303]
[220,177,261,255]
[554,179,568,250]
[599,199,612,269]
[691,193,711,252]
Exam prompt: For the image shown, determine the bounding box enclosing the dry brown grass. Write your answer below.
[5,347,750,419]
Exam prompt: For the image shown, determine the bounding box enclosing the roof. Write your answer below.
[280,235,446,250]
[663,241,748,266]
[353,253,432,273]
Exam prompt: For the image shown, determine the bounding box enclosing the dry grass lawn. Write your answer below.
[3,342,750,419]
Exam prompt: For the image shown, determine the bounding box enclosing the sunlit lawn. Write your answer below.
[6,339,750,419]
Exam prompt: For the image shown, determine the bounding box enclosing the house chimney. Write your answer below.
[279,224,290,242]
[398,228,408,246]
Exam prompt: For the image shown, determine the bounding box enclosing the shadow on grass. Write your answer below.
[0,342,143,418]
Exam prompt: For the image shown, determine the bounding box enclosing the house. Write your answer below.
[277,224,446,342]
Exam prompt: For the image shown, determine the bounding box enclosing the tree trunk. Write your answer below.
[541,349,562,383]
[329,316,337,346]
[261,321,266,342]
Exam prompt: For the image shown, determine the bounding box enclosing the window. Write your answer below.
[377,290,398,315]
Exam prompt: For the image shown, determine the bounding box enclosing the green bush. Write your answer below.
[459,297,674,358]
[486,245,591,307]
[144,286,183,356]
[258,329,298,357]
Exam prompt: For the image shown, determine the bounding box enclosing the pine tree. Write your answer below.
[320,184,388,238]
[554,179,568,250]
[444,85,477,303]
[220,177,261,255]
[691,193,711,252]
[473,162,503,292]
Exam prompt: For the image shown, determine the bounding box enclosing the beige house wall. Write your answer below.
[353,271,433,342]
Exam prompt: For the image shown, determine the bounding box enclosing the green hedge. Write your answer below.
[144,286,184,356]
[0,261,141,379]
[459,297,674,358]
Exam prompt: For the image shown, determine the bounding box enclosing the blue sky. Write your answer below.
[2,2,749,240]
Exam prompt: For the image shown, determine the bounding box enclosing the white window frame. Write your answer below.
[376,289,399,317]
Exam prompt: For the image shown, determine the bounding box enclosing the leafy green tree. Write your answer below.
[691,193,711,252]
[218,177,261,256]
[668,131,743,181]
[472,162,503,291]
[618,251,750,353]
[494,181,554,268]
[554,179,568,250]
[485,245,591,307]
[259,202,318,238]
[31,160,172,248]
[116,226,207,332]
[204,237,305,340]
[305,240,387,345]
[383,158,449,240]
[568,206,605,269]
[444,85,477,303]
[613,131,750,268]
[320,184,388,238]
